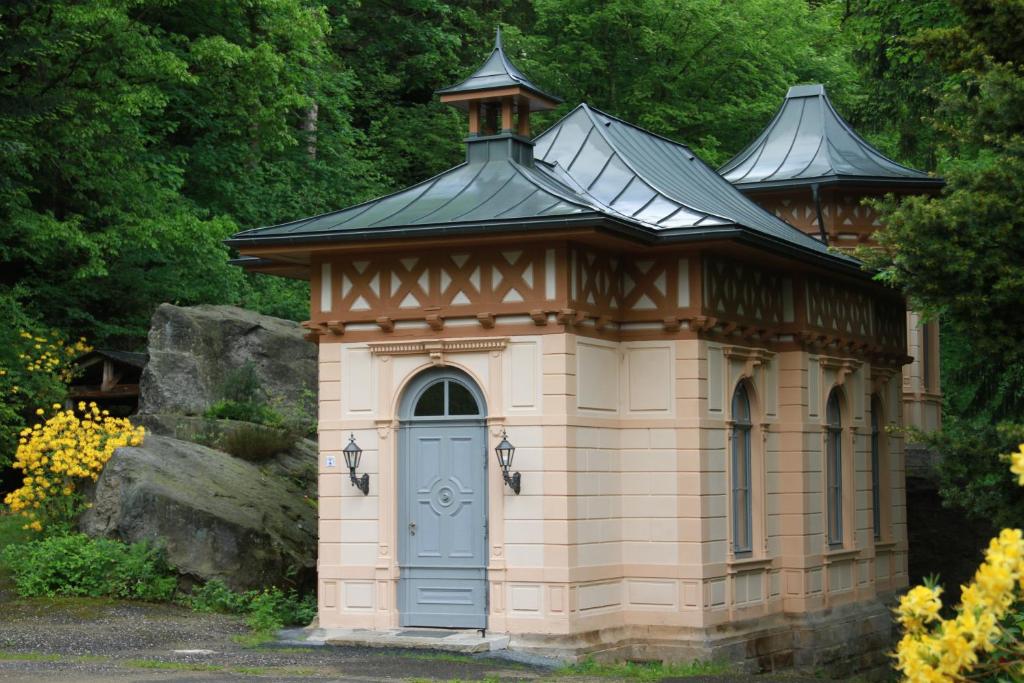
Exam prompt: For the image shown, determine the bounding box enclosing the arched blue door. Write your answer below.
[398,368,488,628]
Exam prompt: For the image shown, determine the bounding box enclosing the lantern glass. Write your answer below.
[343,434,362,470]
[495,433,514,471]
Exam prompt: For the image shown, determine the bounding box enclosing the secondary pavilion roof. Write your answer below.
[228,45,859,271]
[719,84,943,191]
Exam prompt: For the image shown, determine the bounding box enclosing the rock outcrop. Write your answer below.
[138,304,316,416]
[80,434,316,591]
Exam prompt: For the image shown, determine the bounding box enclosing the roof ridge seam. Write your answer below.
[576,105,734,226]
[402,161,490,225]
[762,98,808,181]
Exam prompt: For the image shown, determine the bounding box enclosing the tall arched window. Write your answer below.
[870,396,883,540]
[826,389,843,547]
[731,383,753,555]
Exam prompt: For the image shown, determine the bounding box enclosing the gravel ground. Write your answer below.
[0,595,835,682]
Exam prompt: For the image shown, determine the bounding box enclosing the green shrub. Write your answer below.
[220,363,262,405]
[183,579,250,614]
[217,423,296,462]
[0,534,176,601]
[245,587,316,633]
[204,399,281,426]
[183,579,315,634]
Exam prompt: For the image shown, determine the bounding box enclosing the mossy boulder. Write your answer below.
[80,434,316,591]
[138,304,315,416]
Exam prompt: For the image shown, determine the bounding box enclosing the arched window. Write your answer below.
[826,389,843,547]
[413,379,481,417]
[731,383,753,555]
[870,396,883,540]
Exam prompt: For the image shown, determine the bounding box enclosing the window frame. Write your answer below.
[731,382,754,556]
[411,378,482,419]
[825,389,844,548]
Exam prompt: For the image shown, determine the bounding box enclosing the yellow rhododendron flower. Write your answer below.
[3,402,143,532]
[1011,444,1024,487]
[895,444,1024,682]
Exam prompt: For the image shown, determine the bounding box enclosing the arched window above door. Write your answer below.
[413,379,481,417]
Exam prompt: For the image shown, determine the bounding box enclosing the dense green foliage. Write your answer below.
[860,0,1024,523]
[0,534,176,601]
[0,0,889,352]
[184,579,316,633]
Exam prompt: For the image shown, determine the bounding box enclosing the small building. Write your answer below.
[69,349,147,416]
[228,34,913,670]
[720,85,943,435]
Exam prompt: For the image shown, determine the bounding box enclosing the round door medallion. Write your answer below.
[437,486,455,507]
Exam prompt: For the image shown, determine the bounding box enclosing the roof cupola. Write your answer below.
[437,28,561,164]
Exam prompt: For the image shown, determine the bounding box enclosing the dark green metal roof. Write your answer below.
[533,105,841,257]
[720,84,943,191]
[227,105,857,269]
[435,28,561,107]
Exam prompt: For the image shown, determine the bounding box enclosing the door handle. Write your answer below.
[409,522,417,535]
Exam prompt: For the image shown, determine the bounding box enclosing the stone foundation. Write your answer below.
[508,598,896,678]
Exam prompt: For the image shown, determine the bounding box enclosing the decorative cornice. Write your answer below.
[367,338,509,365]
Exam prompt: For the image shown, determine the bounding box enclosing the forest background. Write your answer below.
[1,0,1022,524]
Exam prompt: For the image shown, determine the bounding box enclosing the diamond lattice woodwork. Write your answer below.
[702,256,787,328]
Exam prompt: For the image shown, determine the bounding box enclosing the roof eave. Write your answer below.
[730,175,945,193]
[226,215,867,278]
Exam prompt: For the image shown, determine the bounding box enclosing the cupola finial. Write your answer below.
[436,29,561,143]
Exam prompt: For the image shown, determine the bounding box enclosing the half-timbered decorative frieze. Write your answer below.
[306,245,906,364]
[805,277,873,340]
[702,256,789,328]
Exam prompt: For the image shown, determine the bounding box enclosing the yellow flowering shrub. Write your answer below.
[894,444,1024,681]
[0,329,92,467]
[3,402,144,532]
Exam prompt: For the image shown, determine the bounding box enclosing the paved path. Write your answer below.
[0,596,832,682]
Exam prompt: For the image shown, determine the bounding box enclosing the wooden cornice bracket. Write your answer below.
[556,308,581,326]
[477,312,496,329]
[720,322,738,336]
[426,314,444,331]
[529,309,548,326]
[300,320,318,330]
[596,316,612,331]
[376,316,394,332]
[662,317,681,332]
[740,326,766,340]
[691,315,718,332]
[326,321,345,336]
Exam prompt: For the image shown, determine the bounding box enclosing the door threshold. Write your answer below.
[310,626,508,653]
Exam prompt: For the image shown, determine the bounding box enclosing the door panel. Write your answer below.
[399,424,487,628]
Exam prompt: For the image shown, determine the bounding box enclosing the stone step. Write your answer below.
[299,627,511,653]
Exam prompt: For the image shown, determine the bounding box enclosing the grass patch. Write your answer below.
[122,658,224,672]
[232,632,277,647]
[0,650,61,662]
[558,656,731,680]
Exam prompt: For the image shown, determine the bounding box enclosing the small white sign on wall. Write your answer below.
[325,456,336,468]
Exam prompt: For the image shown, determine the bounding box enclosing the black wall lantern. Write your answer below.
[495,430,520,494]
[343,434,369,495]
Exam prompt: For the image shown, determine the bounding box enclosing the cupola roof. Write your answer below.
[719,84,942,191]
[436,28,561,110]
